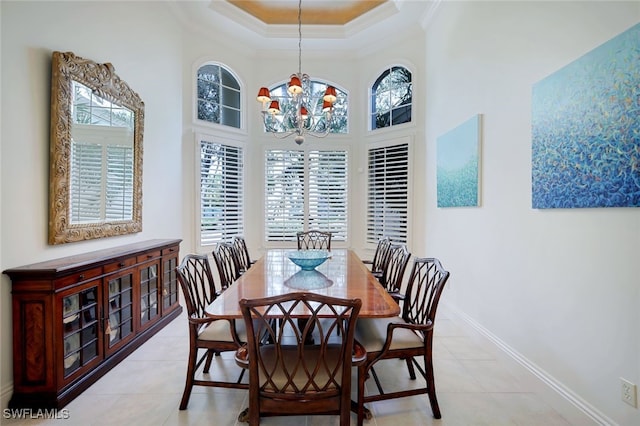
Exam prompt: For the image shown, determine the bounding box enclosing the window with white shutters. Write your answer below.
[70,126,134,223]
[70,80,135,224]
[70,142,102,223]
[105,145,134,220]
[265,150,305,241]
[367,143,409,244]
[265,149,348,243]
[308,151,348,240]
[200,139,244,246]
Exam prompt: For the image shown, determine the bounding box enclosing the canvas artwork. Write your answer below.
[437,114,481,208]
[531,23,640,209]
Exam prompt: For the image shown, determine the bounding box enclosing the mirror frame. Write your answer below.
[48,51,144,244]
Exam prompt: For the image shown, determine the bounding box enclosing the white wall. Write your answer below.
[0,1,183,407]
[423,2,639,425]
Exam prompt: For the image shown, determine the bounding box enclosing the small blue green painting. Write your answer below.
[437,114,481,208]
[532,23,640,209]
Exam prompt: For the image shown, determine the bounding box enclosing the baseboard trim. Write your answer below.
[447,304,616,426]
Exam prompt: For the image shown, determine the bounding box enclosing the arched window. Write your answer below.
[370,66,412,130]
[265,79,348,134]
[196,63,241,129]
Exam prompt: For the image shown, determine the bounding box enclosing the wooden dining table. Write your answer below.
[205,249,400,319]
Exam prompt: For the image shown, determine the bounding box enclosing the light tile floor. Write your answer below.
[3,303,596,425]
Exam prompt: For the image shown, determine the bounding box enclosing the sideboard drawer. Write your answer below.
[103,257,137,274]
[137,250,161,263]
[55,267,102,289]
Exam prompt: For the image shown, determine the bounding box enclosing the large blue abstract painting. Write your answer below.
[437,114,481,207]
[532,23,640,208]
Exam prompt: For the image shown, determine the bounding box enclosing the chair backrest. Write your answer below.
[231,236,252,272]
[175,254,219,321]
[212,242,242,291]
[238,292,361,422]
[371,237,392,273]
[297,230,332,250]
[402,258,450,335]
[381,243,411,293]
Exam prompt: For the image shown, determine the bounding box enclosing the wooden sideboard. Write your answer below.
[3,239,182,409]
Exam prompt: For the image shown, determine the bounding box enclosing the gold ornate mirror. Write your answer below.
[49,51,144,244]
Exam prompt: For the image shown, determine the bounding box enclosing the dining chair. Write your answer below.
[235,292,364,425]
[378,243,411,303]
[362,237,392,281]
[354,257,450,425]
[232,236,255,273]
[212,242,243,291]
[296,230,332,251]
[175,254,248,410]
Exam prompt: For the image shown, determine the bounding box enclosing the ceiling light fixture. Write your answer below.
[256,0,338,145]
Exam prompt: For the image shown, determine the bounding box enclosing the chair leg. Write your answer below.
[356,365,367,426]
[203,349,215,373]
[424,354,441,419]
[404,357,416,380]
[179,347,198,410]
[340,404,350,426]
[248,398,260,425]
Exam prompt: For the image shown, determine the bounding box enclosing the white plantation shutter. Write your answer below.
[70,128,134,224]
[105,145,134,220]
[308,150,348,241]
[265,149,348,243]
[200,140,244,246]
[70,142,103,223]
[265,150,305,241]
[367,143,409,244]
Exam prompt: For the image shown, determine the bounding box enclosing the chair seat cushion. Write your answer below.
[355,317,423,353]
[199,319,247,342]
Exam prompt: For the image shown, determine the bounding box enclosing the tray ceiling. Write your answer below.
[227,0,387,25]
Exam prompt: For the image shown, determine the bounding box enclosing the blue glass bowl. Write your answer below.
[287,250,330,271]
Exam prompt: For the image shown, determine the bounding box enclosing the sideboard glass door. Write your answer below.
[105,271,134,355]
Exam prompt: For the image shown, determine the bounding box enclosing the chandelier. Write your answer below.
[256,0,338,145]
